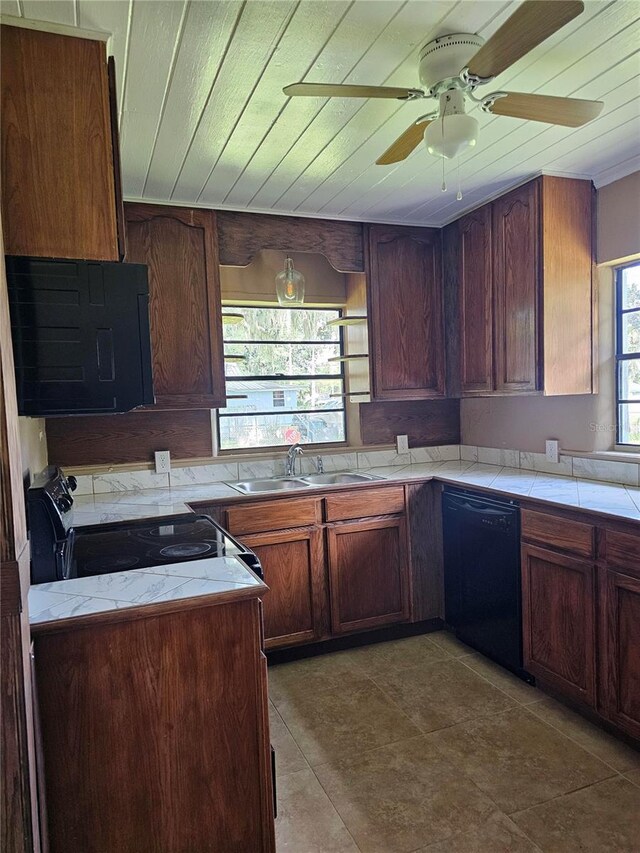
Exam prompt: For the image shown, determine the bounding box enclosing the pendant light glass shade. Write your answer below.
[424,113,478,159]
[275,256,305,306]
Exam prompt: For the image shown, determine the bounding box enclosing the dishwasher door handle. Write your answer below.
[447,497,511,517]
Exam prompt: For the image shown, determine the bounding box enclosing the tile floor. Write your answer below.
[268,631,640,853]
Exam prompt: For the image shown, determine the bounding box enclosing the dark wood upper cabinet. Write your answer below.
[457,206,493,395]
[1,26,120,261]
[492,181,540,393]
[366,225,444,401]
[124,203,225,410]
[450,176,594,397]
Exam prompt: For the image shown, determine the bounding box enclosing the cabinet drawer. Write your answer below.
[601,529,640,577]
[324,486,405,522]
[225,497,320,536]
[522,508,594,558]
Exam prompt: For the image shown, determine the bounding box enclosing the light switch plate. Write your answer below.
[154,450,171,473]
[545,440,559,464]
[396,434,409,454]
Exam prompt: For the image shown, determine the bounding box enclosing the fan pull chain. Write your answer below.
[456,157,462,201]
[441,152,446,193]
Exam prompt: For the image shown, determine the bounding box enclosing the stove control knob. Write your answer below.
[57,495,73,512]
[66,475,78,492]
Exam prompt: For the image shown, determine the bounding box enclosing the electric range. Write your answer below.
[27,467,262,584]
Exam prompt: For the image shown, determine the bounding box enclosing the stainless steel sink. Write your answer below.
[300,472,381,485]
[230,477,310,494]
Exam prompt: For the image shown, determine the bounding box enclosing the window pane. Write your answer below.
[222,379,343,414]
[223,306,340,342]
[224,342,341,376]
[621,265,640,310]
[621,310,640,354]
[219,410,345,451]
[618,403,640,445]
[619,358,640,401]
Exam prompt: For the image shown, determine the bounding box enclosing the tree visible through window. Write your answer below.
[218,306,346,451]
[616,262,640,446]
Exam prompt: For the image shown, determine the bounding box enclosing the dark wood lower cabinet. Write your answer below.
[33,598,275,853]
[521,504,640,744]
[521,544,596,707]
[240,528,326,649]
[599,568,640,740]
[327,516,410,634]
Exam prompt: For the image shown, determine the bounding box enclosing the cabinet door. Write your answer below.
[599,568,640,740]
[367,225,444,400]
[124,203,225,409]
[492,182,540,393]
[521,544,596,706]
[458,206,494,394]
[1,26,118,260]
[327,516,410,634]
[241,528,326,649]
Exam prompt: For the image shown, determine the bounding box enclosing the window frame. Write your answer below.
[216,304,348,453]
[615,260,640,448]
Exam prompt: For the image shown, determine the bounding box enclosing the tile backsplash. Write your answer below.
[66,444,640,494]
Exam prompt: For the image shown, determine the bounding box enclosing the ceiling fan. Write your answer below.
[283,0,603,165]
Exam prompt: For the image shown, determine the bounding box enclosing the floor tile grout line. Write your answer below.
[455,653,545,707]
[278,765,364,853]
[524,701,640,777]
[508,772,626,823]
[365,654,526,729]
[267,701,313,777]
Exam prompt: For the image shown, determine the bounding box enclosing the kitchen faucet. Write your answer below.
[286,443,304,477]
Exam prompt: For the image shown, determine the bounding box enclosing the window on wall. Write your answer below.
[218,306,346,451]
[616,261,640,446]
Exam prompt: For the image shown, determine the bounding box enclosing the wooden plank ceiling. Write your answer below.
[2,0,639,226]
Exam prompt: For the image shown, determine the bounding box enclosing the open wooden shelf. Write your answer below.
[325,315,367,328]
[329,353,368,363]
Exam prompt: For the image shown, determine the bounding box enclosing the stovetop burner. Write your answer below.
[83,554,141,573]
[158,542,215,559]
[70,513,261,580]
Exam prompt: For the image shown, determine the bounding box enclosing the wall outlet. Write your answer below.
[154,450,171,473]
[545,440,560,464]
[396,434,409,454]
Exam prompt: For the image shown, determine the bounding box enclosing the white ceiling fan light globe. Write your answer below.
[424,114,479,159]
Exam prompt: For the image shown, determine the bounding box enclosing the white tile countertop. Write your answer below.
[29,555,265,629]
[69,460,640,527]
[31,460,639,629]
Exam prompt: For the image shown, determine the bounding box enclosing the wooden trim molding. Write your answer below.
[216,210,364,272]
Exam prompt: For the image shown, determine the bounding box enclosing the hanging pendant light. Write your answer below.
[275,255,305,306]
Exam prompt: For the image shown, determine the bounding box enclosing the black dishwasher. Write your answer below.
[442,487,533,682]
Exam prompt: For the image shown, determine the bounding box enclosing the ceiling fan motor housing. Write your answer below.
[419,33,485,93]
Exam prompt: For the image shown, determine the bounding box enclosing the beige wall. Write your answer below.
[18,417,48,483]
[220,249,346,306]
[461,171,640,454]
[597,170,640,264]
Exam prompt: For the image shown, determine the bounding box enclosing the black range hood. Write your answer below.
[6,255,154,416]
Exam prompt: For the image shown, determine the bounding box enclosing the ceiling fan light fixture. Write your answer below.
[275,256,305,306]
[424,113,479,159]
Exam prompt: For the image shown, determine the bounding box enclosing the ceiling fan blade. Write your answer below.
[283,82,423,100]
[376,120,432,165]
[467,0,584,79]
[487,92,603,127]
